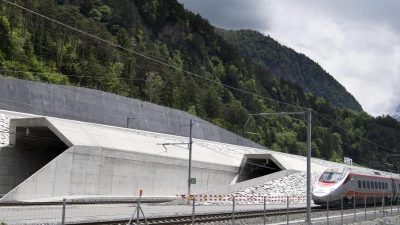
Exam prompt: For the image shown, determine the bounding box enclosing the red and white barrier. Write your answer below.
[176,194,307,204]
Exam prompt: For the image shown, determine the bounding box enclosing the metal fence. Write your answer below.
[0,194,399,225]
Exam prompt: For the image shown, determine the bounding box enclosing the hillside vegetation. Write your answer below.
[0,0,399,171]
[218,29,362,111]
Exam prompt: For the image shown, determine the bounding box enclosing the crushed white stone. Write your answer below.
[201,171,320,205]
[0,113,16,146]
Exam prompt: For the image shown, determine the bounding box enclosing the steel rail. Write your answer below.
[72,207,324,225]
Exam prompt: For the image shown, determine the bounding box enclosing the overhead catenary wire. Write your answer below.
[0,69,147,81]
[0,0,396,160]
[0,0,305,111]
[312,110,396,153]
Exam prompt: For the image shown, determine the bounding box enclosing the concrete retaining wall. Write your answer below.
[0,76,262,148]
[1,146,238,202]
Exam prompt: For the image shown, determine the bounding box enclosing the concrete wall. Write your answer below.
[0,147,53,196]
[1,146,238,202]
[0,77,262,148]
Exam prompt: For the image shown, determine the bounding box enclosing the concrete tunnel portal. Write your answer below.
[0,125,68,197]
[237,154,284,182]
[0,117,291,202]
[2,126,287,197]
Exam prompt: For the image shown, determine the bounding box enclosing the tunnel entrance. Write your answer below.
[0,126,68,196]
[237,154,283,182]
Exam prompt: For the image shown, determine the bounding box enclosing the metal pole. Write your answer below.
[61,198,66,225]
[353,195,356,223]
[243,116,252,136]
[341,195,344,225]
[188,119,193,196]
[232,197,235,225]
[374,195,376,218]
[391,196,393,216]
[286,195,289,225]
[326,196,329,225]
[192,197,195,225]
[306,108,312,225]
[382,196,385,217]
[136,194,141,225]
[263,196,267,225]
[364,195,367,221]
[398,197,399,213]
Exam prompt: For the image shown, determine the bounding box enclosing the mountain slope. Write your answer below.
[0,0,399,171]
[218,29,362,111]
[393,105,400,121]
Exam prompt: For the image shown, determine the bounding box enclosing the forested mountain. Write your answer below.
[394,105,400,121]
[0,0,399,172]
[218,29,362,111]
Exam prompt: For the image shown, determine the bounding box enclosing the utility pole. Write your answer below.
[306,108,312,224]
[158,120,194,196]
[242,109,312,224]
[188,119,193,196]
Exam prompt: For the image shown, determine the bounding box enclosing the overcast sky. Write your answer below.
[179,0,400,116]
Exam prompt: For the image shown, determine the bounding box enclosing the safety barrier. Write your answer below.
[176,194,307,204]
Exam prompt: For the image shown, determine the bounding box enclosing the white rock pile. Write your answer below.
[0,113,17,146]
[199,171,321,205]
[233,172,318,197]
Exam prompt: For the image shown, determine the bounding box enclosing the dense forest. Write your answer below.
[0,0,400,172]
[218,29,362,111]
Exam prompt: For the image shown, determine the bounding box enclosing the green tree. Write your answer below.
[0,16,11,57]
[144,71,164,103]
[203,87,221,118]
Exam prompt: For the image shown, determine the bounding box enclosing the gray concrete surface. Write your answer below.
[0,145,238,202]
[0,76,262,148]
[0,146,60,197]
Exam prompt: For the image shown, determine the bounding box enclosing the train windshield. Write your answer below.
[319,170,344,183]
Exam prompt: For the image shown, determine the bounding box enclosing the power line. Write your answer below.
[313,110,396,153]
[1,0,397,159]
[0,0,305,111]
[0,68,147,81]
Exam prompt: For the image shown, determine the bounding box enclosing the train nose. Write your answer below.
[312,187,331,203]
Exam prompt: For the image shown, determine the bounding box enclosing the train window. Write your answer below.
[386,183,389,189]
[371,181,375,189]
[362,180,366,189]
[319,171,343,182]
[375,181,378,189]
[358,180,362,188]
[367,181,371,189]
[379,182,382,189]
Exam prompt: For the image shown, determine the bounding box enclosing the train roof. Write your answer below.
[341,167,400,179]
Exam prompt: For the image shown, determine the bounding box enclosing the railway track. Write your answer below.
[73,206,324,225]
[70,203,397,225]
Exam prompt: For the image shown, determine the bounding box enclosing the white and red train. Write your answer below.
[312,167,400,206]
